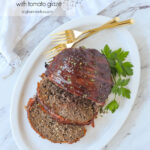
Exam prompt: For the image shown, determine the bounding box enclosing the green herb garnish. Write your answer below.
[112,78,131,99]
[101,44,133,113]
[105,100,119,113]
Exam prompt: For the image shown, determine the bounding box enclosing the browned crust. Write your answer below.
[27,98,86,144]
[45,48,113,104]
[37,81,98,125]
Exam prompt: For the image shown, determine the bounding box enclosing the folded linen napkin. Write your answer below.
[0,0,115,78]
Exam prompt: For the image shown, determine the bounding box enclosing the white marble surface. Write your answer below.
[0,0,150,149]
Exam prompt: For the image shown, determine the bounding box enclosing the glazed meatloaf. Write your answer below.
[27,98,86,144]
[45,47,113,104]
[37,75,98,125]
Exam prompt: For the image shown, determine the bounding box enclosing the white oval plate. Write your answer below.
[10,15,140,150]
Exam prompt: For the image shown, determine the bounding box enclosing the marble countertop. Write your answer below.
[0,0,150,149]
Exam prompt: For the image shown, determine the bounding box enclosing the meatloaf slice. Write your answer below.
[27,98,86,144]
[37,75,98,125]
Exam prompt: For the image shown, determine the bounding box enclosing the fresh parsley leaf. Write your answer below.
[101,45,117,76]
[112,78,131,98]
[122,62,133,76]
[112,48,129,61]
[101,45,133,77]
[120,87,131,98]
[101,44,133,113]
[115,61,123,75]
[101,44,112,56]
[101,45,115,66]
[111,84,119,95]
[105,100,119,113]
[116,78,130,86]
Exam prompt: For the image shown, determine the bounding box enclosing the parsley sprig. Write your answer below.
[101,45,133,113]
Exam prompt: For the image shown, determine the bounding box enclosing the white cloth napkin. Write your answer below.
[0,0,115,78]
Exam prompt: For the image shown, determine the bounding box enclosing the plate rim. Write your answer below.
[10,15,141,150]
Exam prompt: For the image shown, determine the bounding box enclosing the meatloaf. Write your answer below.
[37,75,98,125]
[45,47,113,104]
[27,98,86,144]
